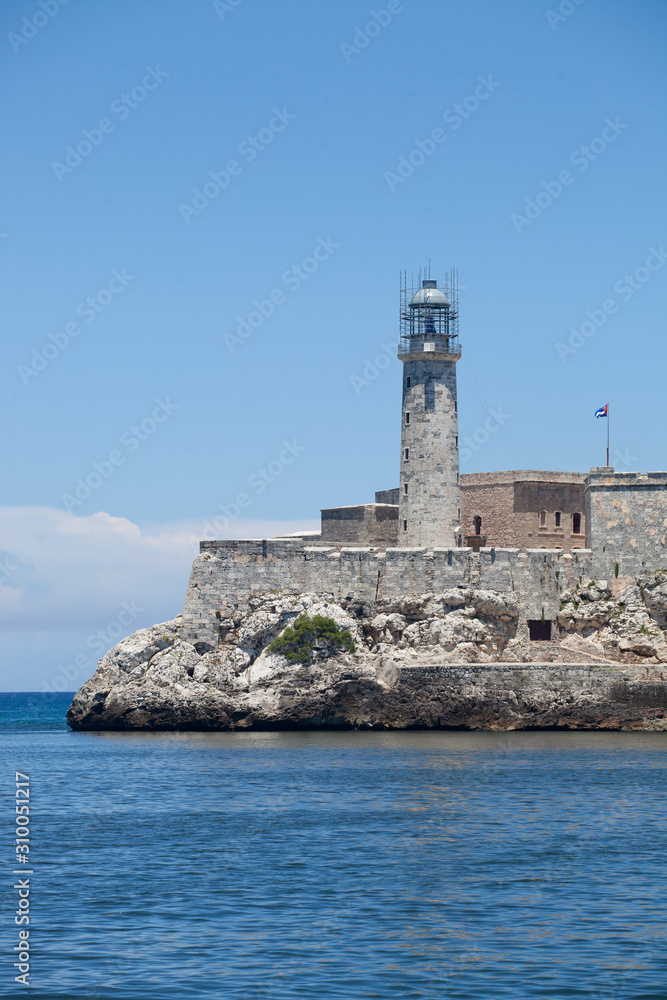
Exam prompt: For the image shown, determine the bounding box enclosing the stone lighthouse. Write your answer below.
[397,272,462,548]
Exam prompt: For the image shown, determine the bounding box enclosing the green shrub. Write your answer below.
[268,614,355,665]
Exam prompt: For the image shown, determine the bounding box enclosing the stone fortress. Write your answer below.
[68,267,667,731]
[182,269,667,654]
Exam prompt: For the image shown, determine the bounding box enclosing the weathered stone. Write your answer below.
[67,580,667,732]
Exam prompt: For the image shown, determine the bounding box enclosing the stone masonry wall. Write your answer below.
[182,539,593,648]
[460,471,586,552]
[320,504,398,546]
[586,471,667,589]
[398,358,460,548]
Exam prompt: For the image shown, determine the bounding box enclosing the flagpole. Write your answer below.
[607,403,610,467]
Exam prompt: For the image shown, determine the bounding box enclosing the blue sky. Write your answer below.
[1,0,665,689]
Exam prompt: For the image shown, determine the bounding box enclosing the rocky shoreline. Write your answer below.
[66,573,667,732]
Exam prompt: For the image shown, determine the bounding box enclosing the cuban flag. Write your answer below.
[595,404,608,418]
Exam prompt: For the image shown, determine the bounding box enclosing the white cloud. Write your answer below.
[0,506,318,691]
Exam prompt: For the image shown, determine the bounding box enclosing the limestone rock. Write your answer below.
[67,580,667,732]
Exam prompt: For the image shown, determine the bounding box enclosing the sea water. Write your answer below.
[1,692,666,999]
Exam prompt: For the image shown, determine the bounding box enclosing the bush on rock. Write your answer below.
[268,614,355,664]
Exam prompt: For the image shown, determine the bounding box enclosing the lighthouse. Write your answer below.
[397,271,462,548]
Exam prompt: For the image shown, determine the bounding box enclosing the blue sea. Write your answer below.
[2,692,666,999]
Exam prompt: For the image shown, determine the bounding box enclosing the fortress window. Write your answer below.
[405,412,410,424]
[404,483,408,495]
[572,512,582,534]
[403,520,408,532]
[404,448,409,460]
[456,472,459,484]
[540,510,547,527]
[555,511,562,527]
[473,515,482,536]
[455,435,458,447]
[406,377,411,388]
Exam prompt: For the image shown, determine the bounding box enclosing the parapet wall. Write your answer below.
[183,539,593,648]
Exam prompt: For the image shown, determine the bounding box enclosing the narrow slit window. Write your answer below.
[404,448,409,460]
[455,436,458,447]
[540,510,547,527]
[405,412,410,424]
[572,512,582,534]
[406,377,411,388]
[403,520,408,532]
[474,515,482,536]
[404,483,408,495]
[555,511,561,527]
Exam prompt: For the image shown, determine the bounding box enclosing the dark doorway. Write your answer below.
[528,620,552,641]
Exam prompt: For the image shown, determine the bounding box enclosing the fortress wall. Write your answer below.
[586,472,667,590]
[320,504,398,547]
[517,549,593,619]
[384,548,434,595]
[303,546,339,595]
[432,548,476,590]
[477,547,519,592]
[339,548,385,600]
[181,539,593,645]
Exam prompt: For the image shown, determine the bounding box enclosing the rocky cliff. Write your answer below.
[67,573,667,732]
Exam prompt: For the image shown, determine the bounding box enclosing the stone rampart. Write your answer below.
[182,539,594,647]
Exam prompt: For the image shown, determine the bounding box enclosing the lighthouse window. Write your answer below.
[405,412,410,424]
[572,512,582,534]
[403,520,408,532]
[404,448,409,460]
[406,377,411,388]
[404,483,408,495]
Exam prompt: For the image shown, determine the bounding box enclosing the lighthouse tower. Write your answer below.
[397,271,462,548]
